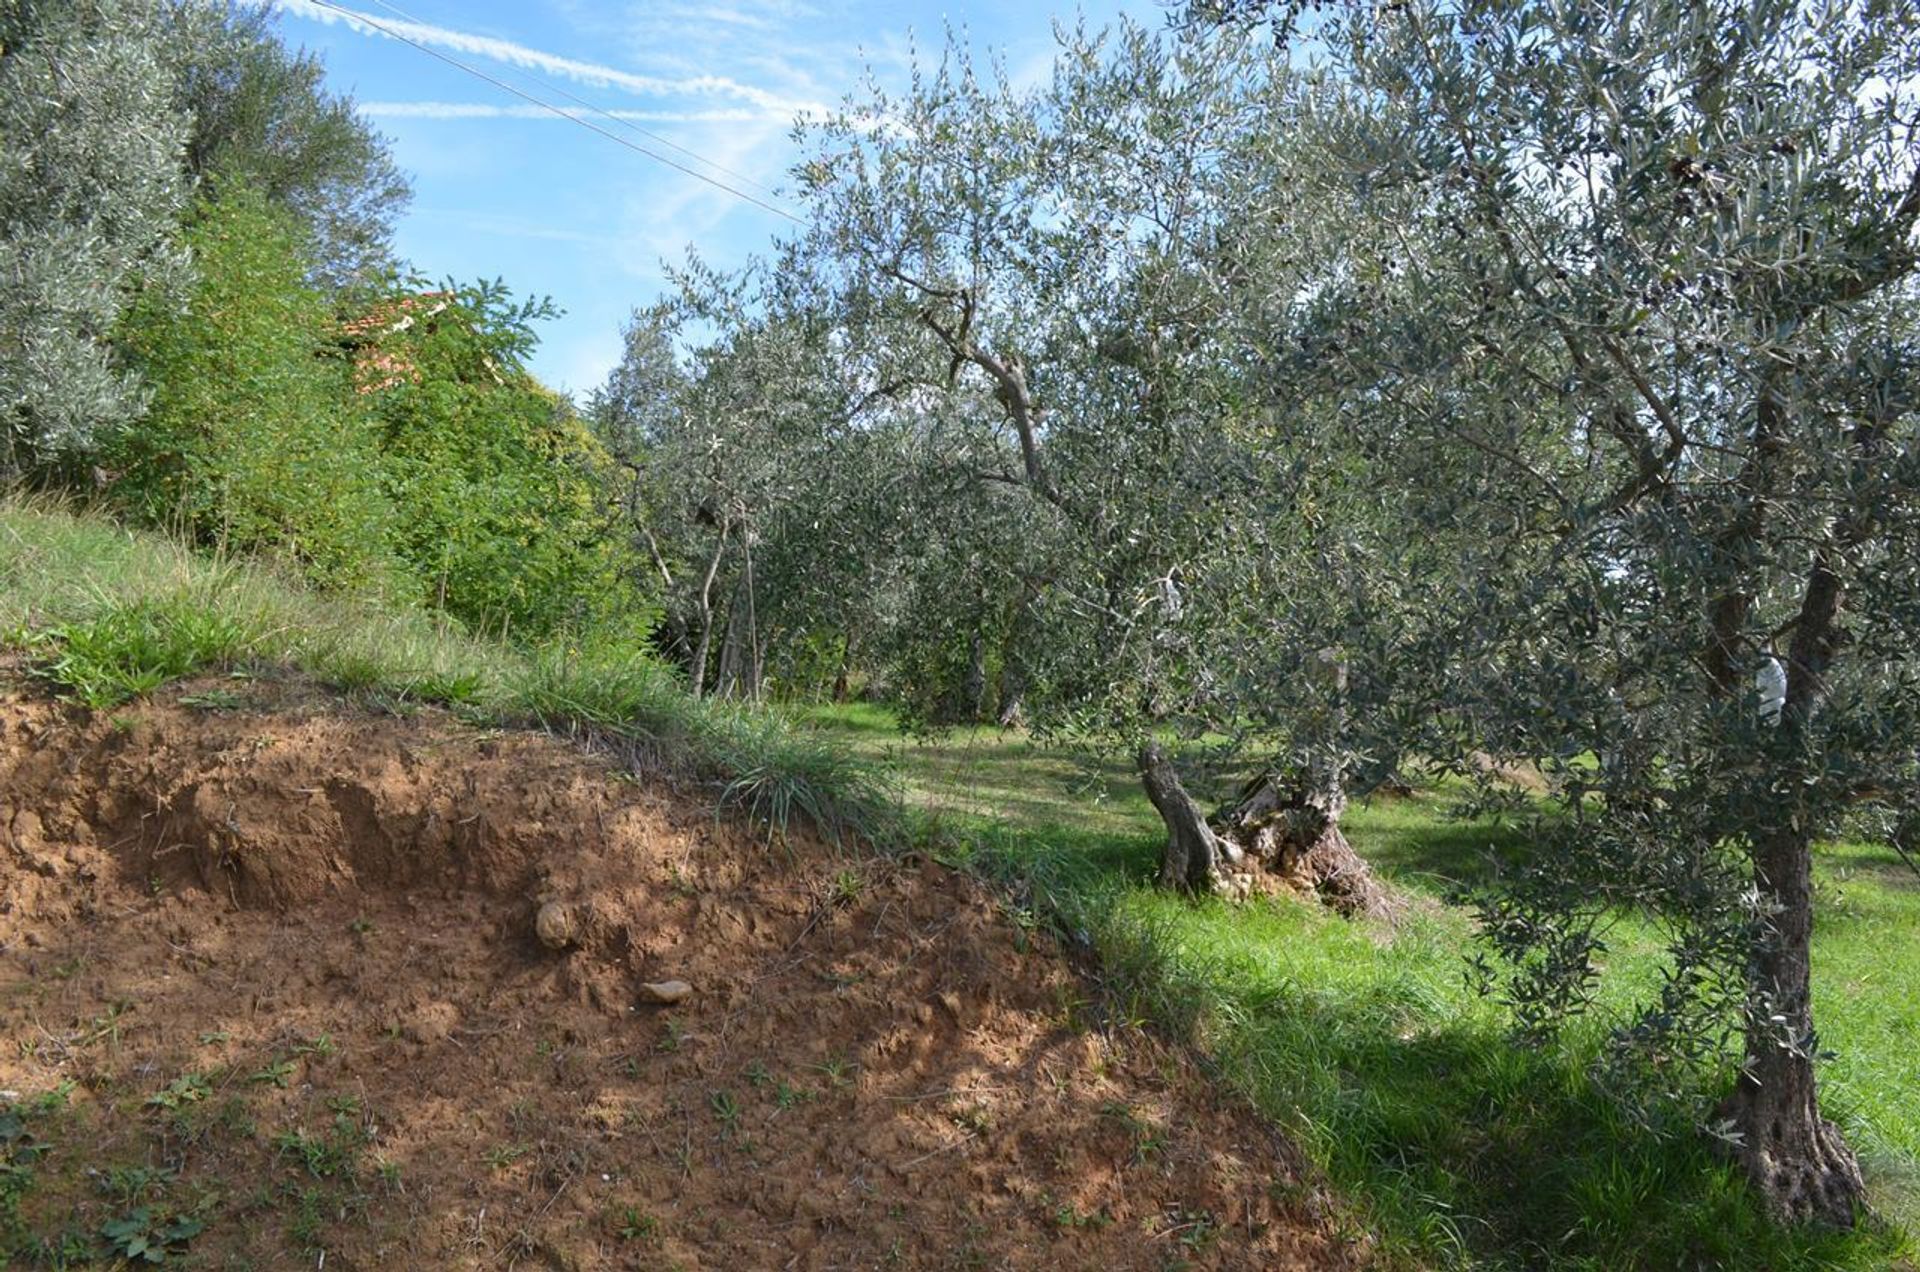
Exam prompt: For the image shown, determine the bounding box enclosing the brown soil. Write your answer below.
[0,673,1366,1270]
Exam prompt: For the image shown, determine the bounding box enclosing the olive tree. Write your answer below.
[1222,0,1920,1225]
[161,0,411,290]
[785,22,1403,909]
[0,0,188,474]
[596,257,930,700]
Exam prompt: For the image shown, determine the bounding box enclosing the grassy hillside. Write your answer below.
[0,498,892,849]
[804,703,1920,1270]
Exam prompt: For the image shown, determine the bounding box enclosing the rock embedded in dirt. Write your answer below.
[534,899,578,950]
[638,979,692,1004]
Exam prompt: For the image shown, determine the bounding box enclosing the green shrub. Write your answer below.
[358,280,645,643]
[110,184,401,592]
[97,198,650,649]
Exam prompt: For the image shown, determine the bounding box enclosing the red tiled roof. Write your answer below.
[340,292,452,394]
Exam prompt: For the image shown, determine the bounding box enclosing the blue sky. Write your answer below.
[272,0,1159,398]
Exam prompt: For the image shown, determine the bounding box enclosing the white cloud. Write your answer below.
[611,114,793,276]
[667,6,775,31]
[416,208,625,248]
[360,100,778,123]
[274,0,829,115]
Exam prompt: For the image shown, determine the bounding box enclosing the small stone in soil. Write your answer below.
[638,980,692,1004]
[534,900,578,950]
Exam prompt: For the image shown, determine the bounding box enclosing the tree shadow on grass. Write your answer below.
[997,808,1912,1270]
[1244,1008,1900,1269]
[1345,793,1535,894]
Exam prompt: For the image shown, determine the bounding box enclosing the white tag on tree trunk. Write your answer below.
[1756,656,1786,725]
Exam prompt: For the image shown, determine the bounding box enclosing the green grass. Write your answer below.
[804,705,1920,1270]
[0,497,895,849]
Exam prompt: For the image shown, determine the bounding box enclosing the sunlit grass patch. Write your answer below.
[806,700,1920,1270]
[31,596,256,707]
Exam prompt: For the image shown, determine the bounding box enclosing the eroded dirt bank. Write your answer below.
[0,674,1367,1269]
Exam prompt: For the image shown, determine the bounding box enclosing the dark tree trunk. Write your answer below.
[714,577,755,700]
[713,538,765,701]
[713,589,744,698]
[996,585,1035,727]
[688,527,728,699]
[1139,742,1233,892]
[1718,533,1865,1226]
[832,634,852,703]
[1718,821,1864,1227]
[1707,404,1879,1227]
[689,610,715,699]
[743,536,763,702]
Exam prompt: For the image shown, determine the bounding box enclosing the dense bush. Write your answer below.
[107,194,648,644]
[356,280,648,643]
[110,185,400,591]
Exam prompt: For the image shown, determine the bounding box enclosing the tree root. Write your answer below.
[1718,1069,1866,1228]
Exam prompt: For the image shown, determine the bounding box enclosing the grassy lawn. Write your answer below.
[803,704,1920,1270]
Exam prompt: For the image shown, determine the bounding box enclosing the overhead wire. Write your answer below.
[362,0,790,203]
[300,0,804,223]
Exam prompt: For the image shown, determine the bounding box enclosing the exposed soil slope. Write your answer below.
[0,674,1366,1269]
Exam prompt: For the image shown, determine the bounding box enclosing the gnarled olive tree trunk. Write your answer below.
[1718,818,1863,1226]
[1714,536,1865,1226]
[687,525,728,699]
[1138,653,1391,917]
[1138,744,1390,916]
[1214,770,1390,918]
[1139,741,1237,892]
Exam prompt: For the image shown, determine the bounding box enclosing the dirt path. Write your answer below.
[0,674,1366,1269]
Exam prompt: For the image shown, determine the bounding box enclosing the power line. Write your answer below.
[302,0,803,223]
[363,0,789,203]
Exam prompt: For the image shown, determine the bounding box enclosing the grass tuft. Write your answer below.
[507,644,678,733]
[711,715,900,850]
[33,597,255,708]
